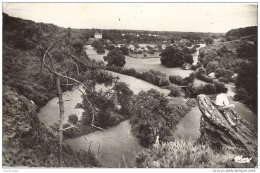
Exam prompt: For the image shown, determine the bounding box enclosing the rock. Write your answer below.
[197,94,257,157]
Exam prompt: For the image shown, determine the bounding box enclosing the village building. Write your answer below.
[94,30,102,39]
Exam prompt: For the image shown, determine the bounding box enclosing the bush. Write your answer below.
[196,67,207,76]
[68,114,79,125]
[184,81,228,98]
[203,84,216,94]
[169,75,183,85]
[191,62,202,71]
[136,138,227,168]
[197,74,214,83]
[121,68,137,77]
[112,82,133,117]
[234,87,248,101]
[183,73,195,85]
[218,77,229,83]
[214,81,226,93]
[184,54,194,64]
[168,85,183,97]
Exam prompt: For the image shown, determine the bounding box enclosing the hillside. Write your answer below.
[2,13,101,167]
[197,29,257,113]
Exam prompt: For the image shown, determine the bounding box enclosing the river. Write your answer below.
[37,43,256,167]
[38,71,169,167]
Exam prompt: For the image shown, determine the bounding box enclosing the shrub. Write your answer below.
[203,84,216,94]
[168,85,183,97]
[197,74,214,83]
[196,67,206,75]
[218,77,229,83]
[68,114,79,125]
[234,87,248,101]
[215,68,234,82]
[184,54,194,64]
[169,75,183,85]
[136,138,227,168]
[214,81,226,93]
[183,73,195,85]
[112,82,133,117]
[121,68,137,77]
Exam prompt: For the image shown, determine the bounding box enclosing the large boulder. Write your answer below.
[197,94,257,164]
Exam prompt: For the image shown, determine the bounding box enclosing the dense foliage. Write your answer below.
[130,89,196,146]
[2,13,125,167]
[106,66,171,87]
[112,82,134,116]
[198,28,257,112]
[136,138,228,168]
[235,61,257,112]
[160,46,193,67]
[169,73,195,86]
[103,49,126,67]
[226,26,257,39]
[3,87,99,167]
[184,81,227,98]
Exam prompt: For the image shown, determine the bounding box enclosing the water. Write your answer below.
[38,43,256,167]
[37,71,169,167]
[66,120,144,168]
[172,106,202,139]
[192,44,206,65]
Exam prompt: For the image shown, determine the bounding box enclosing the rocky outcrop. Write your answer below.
[197,94,257,158]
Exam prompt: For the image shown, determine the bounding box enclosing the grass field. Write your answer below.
[85,45,194,78]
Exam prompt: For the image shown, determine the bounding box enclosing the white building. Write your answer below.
[94,31,102,39]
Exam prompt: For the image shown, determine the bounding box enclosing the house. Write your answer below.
[94,30,102,39]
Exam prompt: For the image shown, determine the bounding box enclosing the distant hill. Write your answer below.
[226,26,257,38]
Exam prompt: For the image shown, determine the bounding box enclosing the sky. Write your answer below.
[3,2,258,33]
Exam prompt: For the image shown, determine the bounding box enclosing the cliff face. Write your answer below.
[197,94,257,167]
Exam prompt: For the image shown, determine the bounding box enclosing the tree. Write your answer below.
[130,89,170,145]
[168,85,183,97]
[103,49,126,67]
[68,114,79,125]
[169,75,183,85]
[37,29,111,166]
[96,44,105,54]
[119,46,129,55]
[235,61,257,112]
[205,61,219,74]
[205,37,214,45]
[184,54,194,64]
[91,40,101,49]
[160,46,184,67]
[112,82,133,116]
[72,39,84,54]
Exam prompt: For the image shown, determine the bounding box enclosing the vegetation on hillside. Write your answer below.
[3,86,99,167]
[197,26,257,112]
[3,13,118,167]
[136,138,229,168]
[226,26,257,39]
